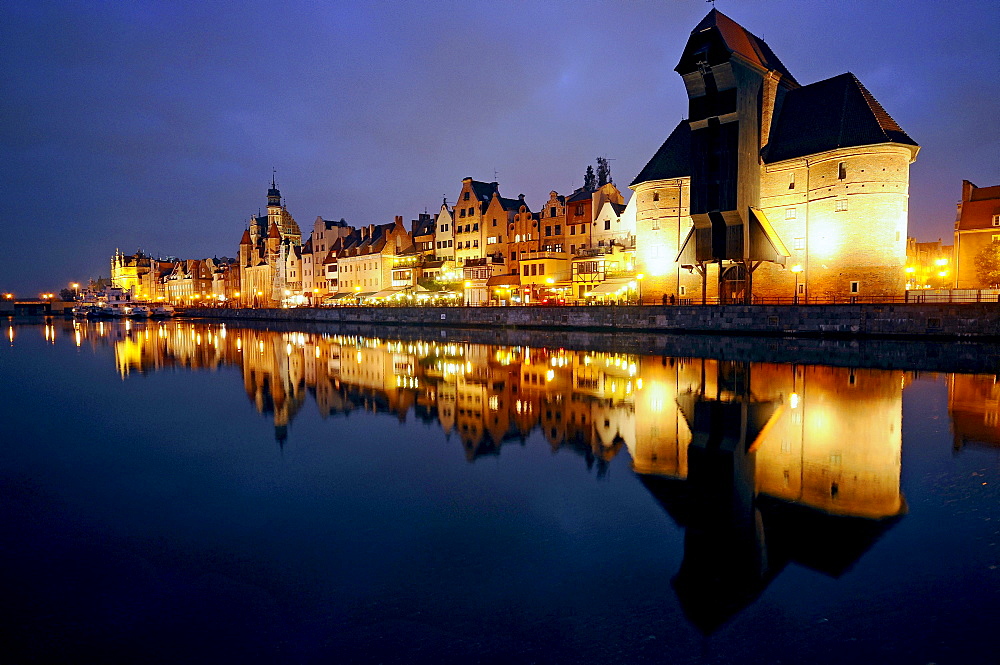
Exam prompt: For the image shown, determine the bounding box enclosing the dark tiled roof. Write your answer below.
[631,121,691,186]
[764,73,917,163]
[610,202,627,215]
[566,187,592,203]
[677,9,797,85]
[468,180,500,202]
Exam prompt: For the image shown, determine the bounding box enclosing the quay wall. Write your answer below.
[188,303,1000,339]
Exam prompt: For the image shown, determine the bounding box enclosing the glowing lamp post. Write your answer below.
[791,265,803,304]
[636,273,645,305]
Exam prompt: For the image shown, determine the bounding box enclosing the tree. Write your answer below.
[59,288,76,301]
[583,165,596,192]
[974,240,1000,288]
[596,156,612,187]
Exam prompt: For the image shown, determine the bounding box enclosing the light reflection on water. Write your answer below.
[2,318,998,664]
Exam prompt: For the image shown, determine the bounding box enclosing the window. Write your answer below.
[460,209,466,218]
[550,207,557,217]
[473,223,479,231]
[793,237,805,250]
[850,281,859,294]
[575,204,584,216]
[555,225,562,235]
[546,226,552,236]
[468,207,474,216]
[785,208,797,220]
[604,220,611,230]
[679,285,686,295]
[511,252,515,261]
[473,240,478,248]
[570,226,575,235]
[653,192,659,202]
[835,199,848,212]
[652,219,660,230]
[492,218,497,227]
[788,173,795,190]
[463,192,470,201]
[838,162,846,180]
[539,265,545,275]
[993,215,1000,226]
[570,245,575,254]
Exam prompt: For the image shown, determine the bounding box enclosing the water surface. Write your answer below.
[1,319,997,664]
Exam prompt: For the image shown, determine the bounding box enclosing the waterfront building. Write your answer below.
[454,178,499,266]
[953,180,1000,289]
[632,10,917,304]
[334,217,415,300]
[164,259,214,304]
[238,178,302,307]
[434,201,456,263]
[301,217,353,302]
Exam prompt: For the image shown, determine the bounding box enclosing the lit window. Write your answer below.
[835,199,848,212]
[785,208,797,220]
[652,219,660,230]
[993,215,1000,226]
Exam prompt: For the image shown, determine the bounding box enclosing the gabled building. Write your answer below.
[953,180,1000,289]
[434,201,456,263]
[334,216,414,299]
[454,178,499,266]
[632,10,918,304]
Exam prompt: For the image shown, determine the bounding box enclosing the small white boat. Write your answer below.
[127,305,151,318]
[149,304,176,318]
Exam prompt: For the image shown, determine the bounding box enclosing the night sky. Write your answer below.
[2,0,997,295]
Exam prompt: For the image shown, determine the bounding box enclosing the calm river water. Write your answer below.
[1,319,997,664]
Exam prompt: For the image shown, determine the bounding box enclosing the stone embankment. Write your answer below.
[189,303,1000,339]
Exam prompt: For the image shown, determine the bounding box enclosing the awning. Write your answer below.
[371,288,404,299]
[355,291,377,299]
[587,278,633,296]
[324,292,355,301]
[486,274,521,287]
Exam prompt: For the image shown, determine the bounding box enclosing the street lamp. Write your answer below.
[791,265,803,304]
[636,273,645,305]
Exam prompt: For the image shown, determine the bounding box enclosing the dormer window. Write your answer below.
[838,162,847,180]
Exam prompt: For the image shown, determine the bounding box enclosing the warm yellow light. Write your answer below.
[905,266,915,274]
[790,265,803,274]
[70,283,79,289]
[790,392,799,409]
[256,291,263,296]
[546,278,554,285]
[935,258,948,266]
[938,271,948,277]
[235,291,241,297]
[464,281,472,288]
[637,273,645,280]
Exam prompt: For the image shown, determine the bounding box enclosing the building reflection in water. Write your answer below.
[57,319,996,630]
[948,373,1000,451]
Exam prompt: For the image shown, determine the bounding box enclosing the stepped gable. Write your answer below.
[631,121,691,186]
[764,72,917,163]
[676,9,797,84]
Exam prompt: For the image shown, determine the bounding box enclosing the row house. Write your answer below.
[301,217,353,302]
[333,217,415,300]
[165,259,214,304]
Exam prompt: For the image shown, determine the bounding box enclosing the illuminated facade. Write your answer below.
[632,10,918,304]
[953,180,1000,289]
[237,178,302,307]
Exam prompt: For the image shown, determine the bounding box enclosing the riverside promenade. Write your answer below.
[189,302,1000,339]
